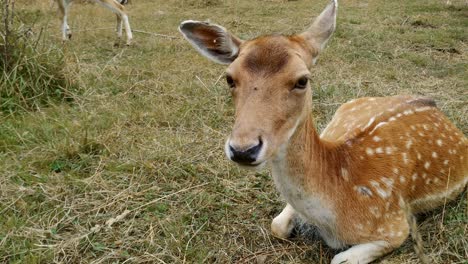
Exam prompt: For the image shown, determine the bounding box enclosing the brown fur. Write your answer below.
[228,31,467,262]
[179,1,467,262]
[317,96,467,246]
[243,36,290,76]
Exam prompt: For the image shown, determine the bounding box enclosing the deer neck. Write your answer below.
[270,115,345,196]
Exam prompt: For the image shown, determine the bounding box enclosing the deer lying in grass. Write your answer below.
[55,0,133,45]
[179,0,468,263]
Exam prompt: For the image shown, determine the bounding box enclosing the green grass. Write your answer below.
[0,0,467,263]
[0,2,77,113]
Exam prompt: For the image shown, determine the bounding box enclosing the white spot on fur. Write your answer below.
[366,148,374,155]
[399,176,406,183]
[432,152,438,158]
[375,147,383,154]
[385,147,393,155]
[402,153,409,164]
[385,201,391,211]
[363,117,376,130]
[371,180,390,199]
[373,136,381,142]
[411,173,418,181]
[406,140,413,149]
[392,168,399,174]
[369,206,381,217]
[436,139,443,146]
[369,122,388,134]
[382,177,394,189]
[417,152,422,160]
[341,167,349,181]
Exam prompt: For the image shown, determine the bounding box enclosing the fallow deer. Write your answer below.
[179,0,468,263]
[55,0,133,45]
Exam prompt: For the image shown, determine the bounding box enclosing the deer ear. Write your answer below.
[179,20,243,65]
[300,0,337,62]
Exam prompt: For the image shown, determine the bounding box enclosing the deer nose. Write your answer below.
[228,139,263,165]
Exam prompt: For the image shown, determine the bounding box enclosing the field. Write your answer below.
[0,0,467,263]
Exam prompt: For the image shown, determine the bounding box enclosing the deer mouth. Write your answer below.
[236,160,267,170]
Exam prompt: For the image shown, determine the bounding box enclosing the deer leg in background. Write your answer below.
[57,0,72,41]
[116,14,123,38]
[115,13,123,46]
[97,0,132,45]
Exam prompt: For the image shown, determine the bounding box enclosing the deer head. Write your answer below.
[180,0,337,167]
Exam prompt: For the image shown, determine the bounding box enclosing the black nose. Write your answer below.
[229,139,263,165]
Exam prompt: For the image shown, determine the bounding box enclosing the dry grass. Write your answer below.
[0,0,467,263]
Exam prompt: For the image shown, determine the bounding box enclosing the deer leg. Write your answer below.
[331,215,410,264]
[58,0,71,41]
[114,14,123,46]
[271,203,296,239]
[116,14,123,38]
[99,0,133,45]
[121,13,132,45]
[330,241,393,264]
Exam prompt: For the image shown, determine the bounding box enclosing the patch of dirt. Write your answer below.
[410,20,436,29]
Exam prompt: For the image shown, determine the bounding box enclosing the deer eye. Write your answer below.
[226,75,235,88]
[294,76,309,90]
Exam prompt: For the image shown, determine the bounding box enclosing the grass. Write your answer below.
[0,0,77,113]
[0,0,467,263]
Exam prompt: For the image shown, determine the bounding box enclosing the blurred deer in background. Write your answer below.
[55,0,132,45]
[179,0,468,263]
